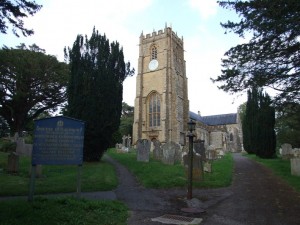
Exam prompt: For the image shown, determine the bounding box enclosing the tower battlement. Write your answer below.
[140,26,183,47]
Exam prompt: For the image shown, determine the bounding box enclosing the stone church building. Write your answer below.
[132,25,242,152]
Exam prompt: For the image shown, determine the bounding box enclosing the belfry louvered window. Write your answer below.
[151,46,157,60]
[149,92,160,127]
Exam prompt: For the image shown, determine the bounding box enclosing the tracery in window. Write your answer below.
[148,92,160,127]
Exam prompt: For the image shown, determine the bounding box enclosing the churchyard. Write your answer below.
[1,135,300,225]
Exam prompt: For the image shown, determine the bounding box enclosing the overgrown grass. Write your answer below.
[107,148,234,189]
[0,197,128,225]
[0,152,118,196]
[246,154,300,192]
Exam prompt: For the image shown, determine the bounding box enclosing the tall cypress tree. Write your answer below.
[242,87,276,158]
[243,87,259,154]
[256,92,276,158]
[65,28,134,161]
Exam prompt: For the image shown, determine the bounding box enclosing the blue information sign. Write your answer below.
[32,116,85,165]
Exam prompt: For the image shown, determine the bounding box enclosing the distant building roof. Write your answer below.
[189,111,237,126]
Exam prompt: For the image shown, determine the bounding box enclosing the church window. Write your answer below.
[151,46,157,60]
[148,92,160,127]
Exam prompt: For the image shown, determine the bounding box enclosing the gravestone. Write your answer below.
[291,158,300,176]
[204,162,212,173]
[7,152,19,173]
[126,135,131,148]
[174,144,182,163]
[161,142,181,165]
[183,151,203,181]
[153,140,162,161]
[207,145,217,160]
[16,138,33,156]
[122,135,126,148]
[136,139,150,162]
[194,139,206,161]
[294,148,300,158]
[281,143,293,159]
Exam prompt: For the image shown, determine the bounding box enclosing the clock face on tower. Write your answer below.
[148,59,159,71]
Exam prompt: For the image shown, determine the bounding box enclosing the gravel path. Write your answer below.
[106,153,300,225]
[1,153,300,225]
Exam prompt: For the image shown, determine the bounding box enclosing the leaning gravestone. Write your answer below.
[153,140,162,161]
[161,141,181,165]
[136,139,150,162]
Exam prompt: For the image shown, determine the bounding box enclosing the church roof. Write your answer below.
[189,111,237,126]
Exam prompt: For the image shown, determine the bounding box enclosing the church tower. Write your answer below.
[132,26,189,145]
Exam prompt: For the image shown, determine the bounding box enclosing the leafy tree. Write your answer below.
[119,102,134,137]
[65,28,134,161]
[0,116,9,137]
[111,102,134,145]
[213,0,300,106]
[0,0,42,37]
[276,104,300,148]
[0,44,69,134]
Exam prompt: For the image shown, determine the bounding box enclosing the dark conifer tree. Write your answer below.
[256,92,276,158]
[242,87,276,158]
[65,28,134,161]
[243,87,259,154]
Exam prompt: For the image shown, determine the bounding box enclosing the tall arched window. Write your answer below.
[151,46,157,60]
[148,92,160,127]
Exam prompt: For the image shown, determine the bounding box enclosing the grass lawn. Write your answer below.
[107,148,234,189]
[0,152,118,196]
[0,197,128,225]
[246,154,300,192]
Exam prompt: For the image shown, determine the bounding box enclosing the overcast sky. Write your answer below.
[1,0,247,116]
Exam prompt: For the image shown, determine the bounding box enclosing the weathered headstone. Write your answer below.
[294,148,300,158]
[152,139,162,161]
[175,144,183,163]
[281,143,293,159]
[204,162,212,173]
[122,135,126,148]
[291,158,300,176]
[183,151,203,181]
[126,135,131,148]
[136,139,150,162]
[161,141,181,165]
[194,139,206,161]
[207,145,217,160]
[7,152,19,173]
[16,138,33,156]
